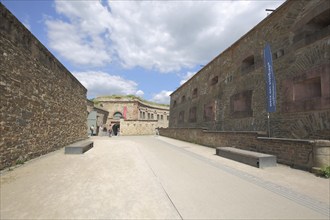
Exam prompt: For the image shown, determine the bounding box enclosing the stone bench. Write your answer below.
[65,140,94,154]
[216,147,277,168]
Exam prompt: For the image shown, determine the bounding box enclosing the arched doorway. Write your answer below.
[112,123,120,136]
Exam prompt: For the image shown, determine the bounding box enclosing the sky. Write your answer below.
[2,0,285,104]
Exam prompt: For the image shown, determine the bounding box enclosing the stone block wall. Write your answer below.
[120,119,158,136]
[159,128,330,170]
[0,4,87,170]
[169,0,330,139]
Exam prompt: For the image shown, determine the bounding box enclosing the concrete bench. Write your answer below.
[216,147,276,168]
[65,140,94,154]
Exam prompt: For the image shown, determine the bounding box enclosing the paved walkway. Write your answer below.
[1,136,329,219]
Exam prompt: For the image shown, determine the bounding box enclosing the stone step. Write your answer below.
[216,147,277,168]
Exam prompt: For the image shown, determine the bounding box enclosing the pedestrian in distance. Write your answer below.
[90,125,95,136]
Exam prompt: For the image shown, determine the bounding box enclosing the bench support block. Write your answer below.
[65,140,94,154]
[216,147,277,168]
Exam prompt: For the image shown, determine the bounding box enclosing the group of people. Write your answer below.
[89,124,120,137]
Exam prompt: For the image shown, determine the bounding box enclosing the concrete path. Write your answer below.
[1,136,329,219]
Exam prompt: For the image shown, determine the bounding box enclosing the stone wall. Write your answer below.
[169,0,330,139]
[120,119,158,136]
[159,128,330,170]
[0,4,87,170]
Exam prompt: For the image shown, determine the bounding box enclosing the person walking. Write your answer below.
[108,124,113,137]
[90,125,95,136]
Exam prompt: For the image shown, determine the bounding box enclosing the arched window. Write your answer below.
[181,95,186,103]
[113,112,123,120]
[192,88,198,98]
[210,76,218,85]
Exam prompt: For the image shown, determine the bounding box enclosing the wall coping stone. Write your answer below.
[257,137,317,144]
[204,130,266,135]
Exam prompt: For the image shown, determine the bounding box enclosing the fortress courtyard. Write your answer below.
[1,136,329,219]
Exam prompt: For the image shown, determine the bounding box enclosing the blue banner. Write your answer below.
[263,43,276,112]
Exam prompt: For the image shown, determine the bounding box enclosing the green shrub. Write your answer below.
[319,166,330,178]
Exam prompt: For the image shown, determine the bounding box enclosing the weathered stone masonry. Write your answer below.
[164,0,330,170]
[159,128,329,170]
[0,4,87,170]
[169,0,330,139]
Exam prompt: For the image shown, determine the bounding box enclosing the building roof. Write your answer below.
[92,95,170,110]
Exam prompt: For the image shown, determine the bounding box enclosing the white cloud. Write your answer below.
[151,90,173,104]
[180,71,196,85]
[73,71,142,98]
[46,0,285,71]
[46,1,112,66]
[135,90,144,97]
[107,0,284,72]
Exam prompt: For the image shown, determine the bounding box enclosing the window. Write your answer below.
[148,113,150,119]
[241,55,255,74]
[143,112,145,119]
[230,90,253,118]
[178,111,185,124]
[113,112,123,120]
[161,115,164,120]
[210,76,218,85]
[293,77,321,101]
[293,7,330,45]
[151,114,154,119]
[203,103,214,121]
[173,100,177,108]
[189,107,197,122]
[273,49,284,59]
[192,88,198,98]
[181,95,186,103]
[281,65,329,113]
[140,111,143,119]
[167,116,169,121]
[157,114,160,120]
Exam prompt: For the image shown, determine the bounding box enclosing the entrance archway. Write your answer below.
[112,123,120,136]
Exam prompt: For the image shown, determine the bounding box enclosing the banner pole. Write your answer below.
[267,112,271,137]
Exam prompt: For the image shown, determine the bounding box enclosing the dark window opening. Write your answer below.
[306,9,330,31]
[173,100,177,108]
[178,111,185,124]
[181,95,186,103]
[241,55,255,74]
[273,49,284,59]
[192,88,198,98]
[189,107,197,122]
[294,8,330,45]
[210,76,219,85]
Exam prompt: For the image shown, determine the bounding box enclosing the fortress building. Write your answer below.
[89,95,169,136]
[168,0,329,140]
[161,0,329,171]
